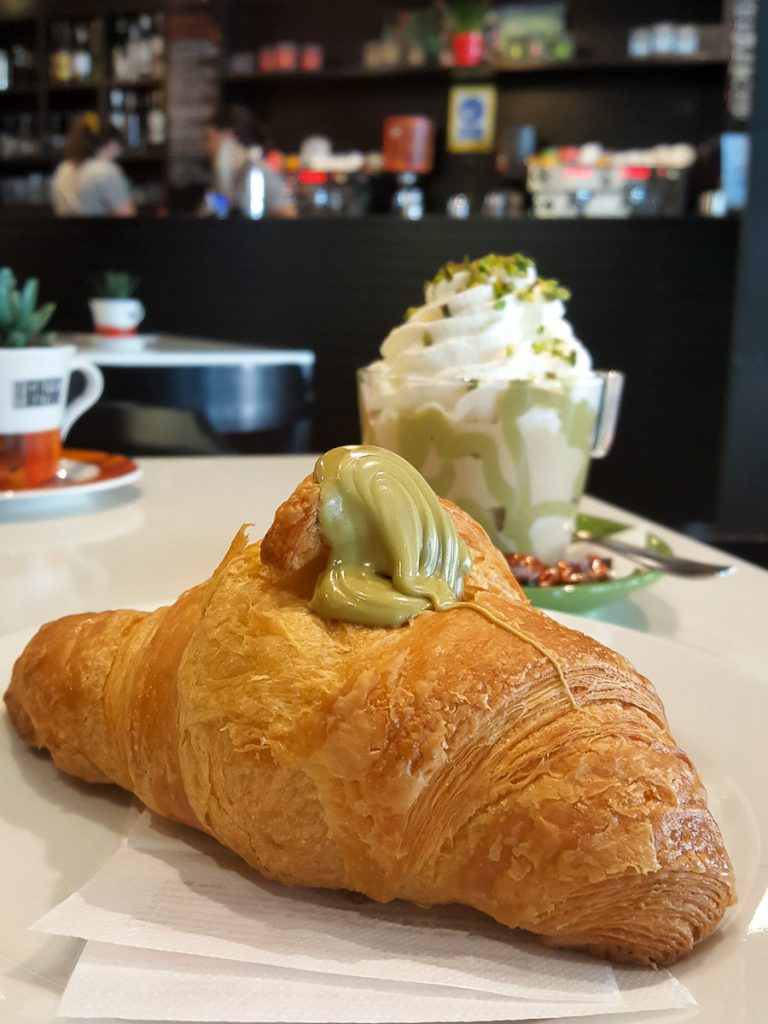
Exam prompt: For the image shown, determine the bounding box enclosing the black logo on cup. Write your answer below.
[13,378,62,409]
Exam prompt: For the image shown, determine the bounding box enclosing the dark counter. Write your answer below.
[0,216,739,530]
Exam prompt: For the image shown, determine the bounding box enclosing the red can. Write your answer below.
[382,115,435,174]
[300,43,324,72]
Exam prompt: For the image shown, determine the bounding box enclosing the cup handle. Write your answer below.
[61,357,104,441]
[591,371,625,459]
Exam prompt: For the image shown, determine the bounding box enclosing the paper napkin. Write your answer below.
[37,812,695,1022]
[58,941,695,1022]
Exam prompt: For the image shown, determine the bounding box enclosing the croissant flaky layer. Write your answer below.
[5,475,734,965]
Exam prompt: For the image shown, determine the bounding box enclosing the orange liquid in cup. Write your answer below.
[0,430,62,490]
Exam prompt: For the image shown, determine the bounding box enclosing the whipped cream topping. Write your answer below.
[371,254,592,383]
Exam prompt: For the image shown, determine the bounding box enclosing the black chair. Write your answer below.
[66,401,234,456]
[67,360,314,456]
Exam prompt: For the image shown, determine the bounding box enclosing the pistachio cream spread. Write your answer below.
[359,254,600,564]
[309,444,575,704]
[310,445,472,628]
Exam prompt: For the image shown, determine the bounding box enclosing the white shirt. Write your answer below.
[51,159,132,216]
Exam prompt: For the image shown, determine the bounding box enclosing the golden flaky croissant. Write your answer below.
[5,446,734,967]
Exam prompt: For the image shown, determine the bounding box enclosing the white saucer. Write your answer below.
[0,449,141,503]
[73,333,159,353]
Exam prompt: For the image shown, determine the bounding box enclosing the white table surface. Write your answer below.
[1,455,766,680]
[1,455,767,1024]
[61,333,316,369]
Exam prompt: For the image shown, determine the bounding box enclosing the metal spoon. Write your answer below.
[573,530,736,578]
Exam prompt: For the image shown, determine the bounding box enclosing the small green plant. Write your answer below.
[446,0,489,31]
[90,270,141,299]
[0,268,56,349]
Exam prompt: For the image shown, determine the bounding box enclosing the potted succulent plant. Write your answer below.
[446,0,489,67]
[88,270,145,337]
[0,268,55,350]
[0,267,102,490]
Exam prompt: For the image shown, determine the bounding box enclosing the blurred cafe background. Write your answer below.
[1,0,766,565]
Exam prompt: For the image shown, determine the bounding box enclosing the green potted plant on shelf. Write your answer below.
[445,0,489,67]
[0,267,103,490]
[88,270,145,337]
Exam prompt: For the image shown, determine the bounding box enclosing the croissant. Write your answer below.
[5,447,734,967]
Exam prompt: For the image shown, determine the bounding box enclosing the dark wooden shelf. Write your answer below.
[223,52,728,87]
[120,147,166,162]
[105,77,163,89]
[0,153,53,168]
[224,65,447,84]
[0,84,41,97]
[494,53,728,73]
[47,79,101,91]
[0,147,166,169]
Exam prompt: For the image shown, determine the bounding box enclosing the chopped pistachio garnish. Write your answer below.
[517,277,570,304]
[538,278,572,302]
[422,331,433,346]
[493,298,506,311]
[404,306,417,320]
[467,379,480,391]
[505,344,515,357]
[532,336,578,365]
[441,303,452,317]
[430,252,534,293]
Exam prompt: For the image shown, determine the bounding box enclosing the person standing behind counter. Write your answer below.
[52,116,136,218]
[205,105,297,219]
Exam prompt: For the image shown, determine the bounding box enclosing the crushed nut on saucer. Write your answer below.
[505,552,613,587]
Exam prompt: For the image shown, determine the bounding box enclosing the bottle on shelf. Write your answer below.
[109,88,126,134]
[137,15,154,78]
[146,89,166,147]
[49,21,73,84]
[124,89,142,149]
[150,13,165,78]
[112,17,129,80]
[10,43,38,86]
[392,172,424,219]
[109,13,165,82]
[242,147,266,219]
[72,23,93,81]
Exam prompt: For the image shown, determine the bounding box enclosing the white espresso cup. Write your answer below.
[89,297,145,337]
[0,344,104,489]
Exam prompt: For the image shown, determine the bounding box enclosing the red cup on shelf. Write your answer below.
[452,31,484,67]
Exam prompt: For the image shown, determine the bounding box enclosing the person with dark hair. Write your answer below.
[52,115,136,217]
[205,105,296,218]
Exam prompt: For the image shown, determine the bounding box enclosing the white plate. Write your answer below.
[0,613,766,1023]
[0,450,141,504]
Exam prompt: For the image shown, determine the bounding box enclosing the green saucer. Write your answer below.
[521,513,671,614]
